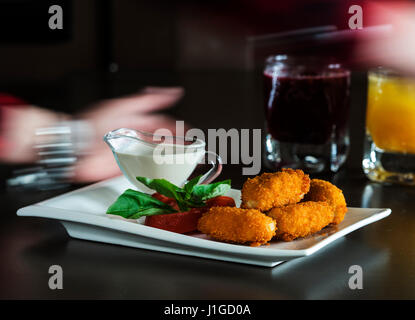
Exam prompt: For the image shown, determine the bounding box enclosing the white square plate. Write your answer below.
[17,176,391,267]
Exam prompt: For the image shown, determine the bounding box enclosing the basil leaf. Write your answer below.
[184,199,206,208]
[106,189,176,219]
[183,175,203,196]
[129,207,173,219]
[134,176,232,212]
[136,176,182,197]
[191,179,231,201]
[136,176,189,211]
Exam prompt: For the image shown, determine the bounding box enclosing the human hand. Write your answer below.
[0,87,186,184]
[74,86,185,182]
[354,1,415,75]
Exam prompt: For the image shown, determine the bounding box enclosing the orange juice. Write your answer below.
[364,68,415,185]
[366,71,415,154]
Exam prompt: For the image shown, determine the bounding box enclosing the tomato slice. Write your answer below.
[145,208,205,234]
[206,196,236,208]
[146,193,236,234]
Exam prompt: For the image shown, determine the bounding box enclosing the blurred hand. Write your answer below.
[74,87,185,182]
[0,105,65,163]
[0,87,185,183]
[354,1,415,75]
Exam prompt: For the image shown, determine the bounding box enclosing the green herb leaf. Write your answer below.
[183,175,203,196]
[106,189,176,219]
[191,179,231,201]
[129,207,173,219]
[136,176,189,211]
[107,176,233,221]
[136,177,182,197]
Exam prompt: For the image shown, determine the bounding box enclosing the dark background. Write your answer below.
[0,0,359,81]
[0,0,368,173]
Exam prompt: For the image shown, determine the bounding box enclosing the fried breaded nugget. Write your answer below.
[267,201,334,241]
[197,206,276,246]
[304,179,347,225]
[241,168,310,211]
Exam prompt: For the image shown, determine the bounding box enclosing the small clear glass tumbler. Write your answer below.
[363,67,415,185]
[263,55,351,173]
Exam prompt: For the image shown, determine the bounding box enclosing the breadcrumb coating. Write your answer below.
[197,206,276,246]
[241,168,310,211]
[304,179,347,225]
[267,201,334,241]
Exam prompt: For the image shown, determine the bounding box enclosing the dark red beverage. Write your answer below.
[264,59,350,145]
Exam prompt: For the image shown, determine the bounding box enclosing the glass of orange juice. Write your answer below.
[363,67,415,185]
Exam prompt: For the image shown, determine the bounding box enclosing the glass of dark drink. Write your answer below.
[263,55,351,173]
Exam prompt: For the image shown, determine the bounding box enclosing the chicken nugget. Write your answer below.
[197,206,276,246]
[268,201,334,241]
[241,168,310,211]
[304,179,347,225]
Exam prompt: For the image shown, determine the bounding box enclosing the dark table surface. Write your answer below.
[1,70,415,299]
